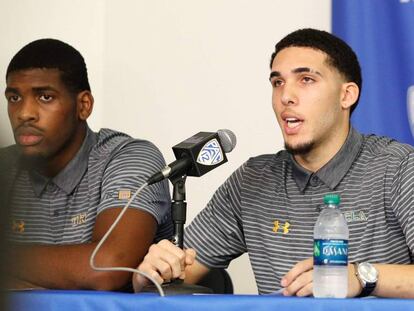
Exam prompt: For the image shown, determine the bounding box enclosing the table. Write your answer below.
[8,290,414,311]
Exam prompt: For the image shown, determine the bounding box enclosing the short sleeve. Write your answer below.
[390,151,414,256]
[98,139,171,226]
[184,163,248,268]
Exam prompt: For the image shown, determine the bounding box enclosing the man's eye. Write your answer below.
[302,76,315,83]
[7,95,21,103]
[272,80,283,87]
[39,94,53,102]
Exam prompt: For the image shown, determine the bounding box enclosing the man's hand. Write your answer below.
[281,257,314,296]
[281,257,362,297]
[133,239,196,292]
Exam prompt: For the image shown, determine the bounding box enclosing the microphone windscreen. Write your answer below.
[217,129,237,153]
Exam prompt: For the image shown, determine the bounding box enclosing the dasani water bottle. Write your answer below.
[313,194,349,298]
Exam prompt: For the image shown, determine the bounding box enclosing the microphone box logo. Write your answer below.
[196,139,224,166]
[172,132,228,177]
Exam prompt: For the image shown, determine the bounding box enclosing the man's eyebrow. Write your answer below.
[292,67,322,76]
[269,68,322,81]
[269,71,281,80]
[4,87,18,94]
[5,86,58,94]
[32,86,58,92]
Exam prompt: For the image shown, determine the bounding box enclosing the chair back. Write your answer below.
[196,268,233,294]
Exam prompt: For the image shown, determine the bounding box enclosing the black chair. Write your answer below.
[196,268,234,294]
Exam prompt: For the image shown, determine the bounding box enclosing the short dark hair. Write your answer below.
[270,28,362,115]
[6,39,91,96]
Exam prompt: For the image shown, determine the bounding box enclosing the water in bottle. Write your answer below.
[313,194,349,298]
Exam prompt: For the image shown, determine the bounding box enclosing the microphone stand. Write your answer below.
[170,175,187,249]
[142,175,212,295]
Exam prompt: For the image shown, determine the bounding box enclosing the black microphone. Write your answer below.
[147,129,236,185]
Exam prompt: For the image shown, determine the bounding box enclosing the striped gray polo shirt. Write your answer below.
[184,127,414,294]
[3,127,172,244]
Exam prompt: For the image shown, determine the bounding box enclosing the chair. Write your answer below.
[196,268,234,294]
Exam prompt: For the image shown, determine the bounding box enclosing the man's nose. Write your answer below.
[17,98,39,122]
[280,83,297,106]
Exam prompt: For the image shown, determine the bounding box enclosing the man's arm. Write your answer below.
[133,239,210,292]
[281,257,414,298]
[9,208,157,290]
[363,264,414,298]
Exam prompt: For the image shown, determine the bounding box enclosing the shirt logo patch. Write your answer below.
[273,220,290,234]
[118,190,131,200]
[12,220,25,233]
[71,213,87,226]
[344,210,367,223]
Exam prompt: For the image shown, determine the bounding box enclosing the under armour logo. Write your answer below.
[12,220,25,233]
[273,220,290,234]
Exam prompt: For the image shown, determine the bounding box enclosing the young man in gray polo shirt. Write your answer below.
[134,29,414,298]
[1,39,172,290]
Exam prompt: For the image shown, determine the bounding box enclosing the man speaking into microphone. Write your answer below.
[134,28,414,298]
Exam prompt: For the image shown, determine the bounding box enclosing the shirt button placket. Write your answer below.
[310,175,319,187]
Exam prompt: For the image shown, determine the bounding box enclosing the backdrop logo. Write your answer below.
[408,85,414,139]
[197,139,223,166]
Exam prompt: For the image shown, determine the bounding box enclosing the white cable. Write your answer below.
[89,182,165,297]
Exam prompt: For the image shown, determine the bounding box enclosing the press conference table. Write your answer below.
[8,289,414,311]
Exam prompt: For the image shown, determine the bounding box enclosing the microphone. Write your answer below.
[147,129,236,185]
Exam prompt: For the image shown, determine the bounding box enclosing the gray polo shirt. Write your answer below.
[3,127,172,244]
[184,127,414,294]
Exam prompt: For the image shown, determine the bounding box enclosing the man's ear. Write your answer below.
[341,82,359,110]
[76,91,94,121]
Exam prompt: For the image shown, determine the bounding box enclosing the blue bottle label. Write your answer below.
[313,239,348,266]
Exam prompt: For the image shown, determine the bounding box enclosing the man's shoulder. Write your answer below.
[244,150,290,171]
[90,128,164,167]
[361,133,414,161]
[93,128,159,154]
[94,128,132,151]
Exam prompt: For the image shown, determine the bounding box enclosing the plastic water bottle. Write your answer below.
[313,194,349,298]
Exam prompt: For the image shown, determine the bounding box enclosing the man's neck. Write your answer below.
[294,125,350,172]
[39,125,87,178]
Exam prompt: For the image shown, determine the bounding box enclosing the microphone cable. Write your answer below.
[89,182,166,297]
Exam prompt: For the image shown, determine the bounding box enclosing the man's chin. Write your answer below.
[284,141,314,155]
[17,148,48,168]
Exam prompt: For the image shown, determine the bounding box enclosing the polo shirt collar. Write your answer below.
[30,170,49,197]
[291,127,363,192]
[30,126,97,196]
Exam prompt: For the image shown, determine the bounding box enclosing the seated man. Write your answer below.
[134,28,414,298]
[1,39,172,290]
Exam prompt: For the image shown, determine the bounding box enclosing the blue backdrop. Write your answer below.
[332,0,414,146]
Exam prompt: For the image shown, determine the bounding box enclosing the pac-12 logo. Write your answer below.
[408,85,414,139]
[197,139,223,166]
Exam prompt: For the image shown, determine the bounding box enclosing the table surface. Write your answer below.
[7,290,414,311]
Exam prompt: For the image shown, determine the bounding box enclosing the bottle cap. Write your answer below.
[323,194,340,205]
